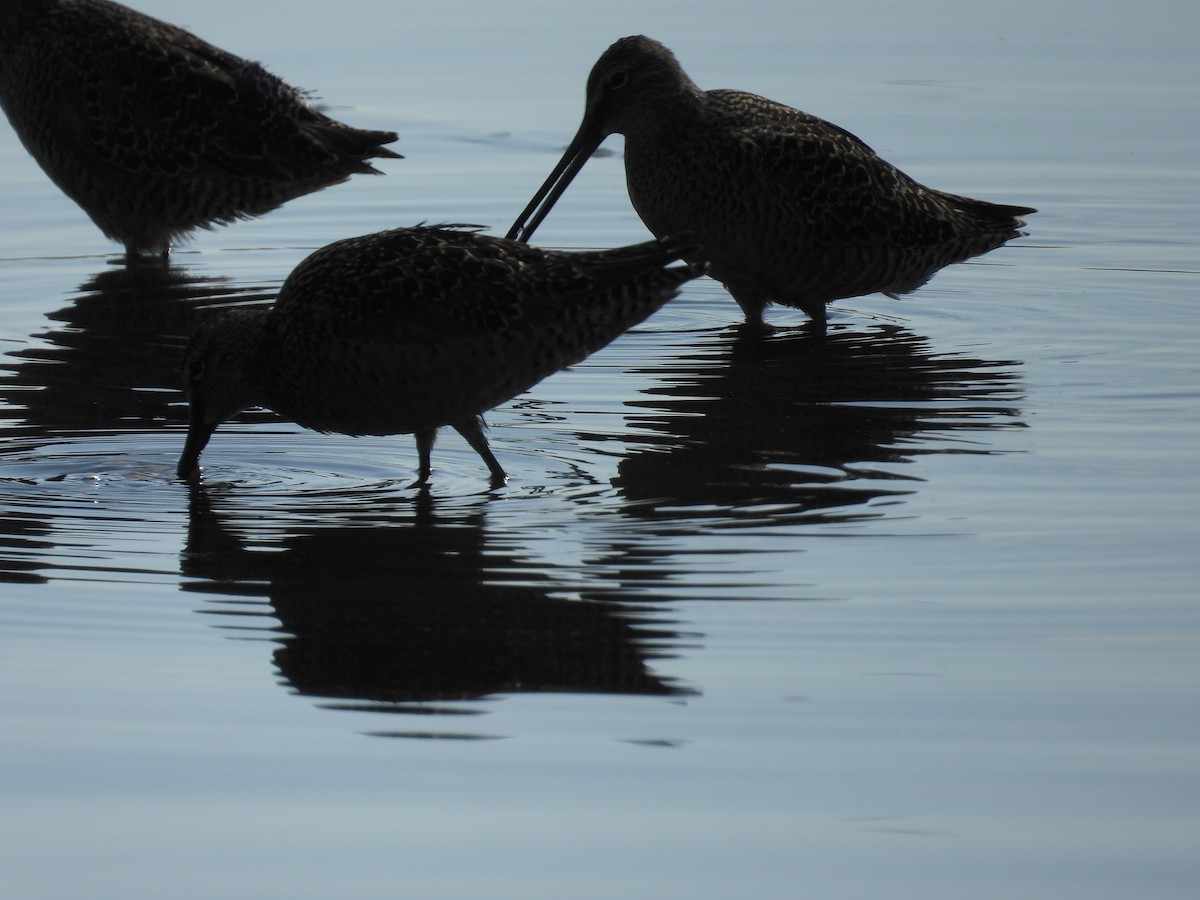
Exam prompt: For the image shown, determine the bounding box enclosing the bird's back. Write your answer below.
[0,0,400,254]
[625,86,1033,313]
[264,227,702,436]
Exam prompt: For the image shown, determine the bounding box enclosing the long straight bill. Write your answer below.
[176,406,218,479]
[506,123,605,243]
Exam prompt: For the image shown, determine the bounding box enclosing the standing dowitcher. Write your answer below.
[0,0,401,258]
[176,226,704,486]
[507,35,1035,329]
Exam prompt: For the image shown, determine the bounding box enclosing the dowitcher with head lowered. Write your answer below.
[0,0,400,258]
[177,226,704,486]
[507,35,1035,329]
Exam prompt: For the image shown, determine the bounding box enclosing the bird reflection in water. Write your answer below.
[613,323,1025,527]
[181,488,694,736]
[0,263,274,437]
[0,263,275,587]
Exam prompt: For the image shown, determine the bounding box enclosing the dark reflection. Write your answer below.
[0,511,51,585]
[0,263,274,438]
[613,322,1025,525]
[181,488,692,729]
[0,263,276,584]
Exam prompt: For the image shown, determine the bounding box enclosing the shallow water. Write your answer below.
[2,1,1198,898]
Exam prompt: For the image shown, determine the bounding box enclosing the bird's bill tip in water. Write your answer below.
[505,121,606,243]
[176,413,217,480]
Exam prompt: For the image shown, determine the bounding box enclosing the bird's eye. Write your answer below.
[187,358,206,383]
[607,69,630,90]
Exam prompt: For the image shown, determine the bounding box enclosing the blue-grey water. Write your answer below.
[1,1,1197,898]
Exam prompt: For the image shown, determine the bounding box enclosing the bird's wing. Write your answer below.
[46,12,382,182]
[709,90,949,245]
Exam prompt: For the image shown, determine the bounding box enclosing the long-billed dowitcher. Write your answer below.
[507,35,1035,329]
[176,226,704,485]
[0,0,401,258]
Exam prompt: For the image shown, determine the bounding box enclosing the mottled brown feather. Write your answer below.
[508,35,1034,328]
[177,226,704,485]
[0,0,400,256]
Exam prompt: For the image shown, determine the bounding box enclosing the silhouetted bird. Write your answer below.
[0,0,400,258]
[508,35,1034,329]
[177,225,704,485]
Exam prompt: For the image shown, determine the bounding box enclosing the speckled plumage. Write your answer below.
[177,225,704,485]
[508,35,1035,328]
[0,0,401,257]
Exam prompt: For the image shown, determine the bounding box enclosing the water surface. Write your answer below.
[1,1,1197,898]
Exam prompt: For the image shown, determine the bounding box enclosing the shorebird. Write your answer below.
[176,226,704,486]
[507,35,1035,329]
[0,0,400,258]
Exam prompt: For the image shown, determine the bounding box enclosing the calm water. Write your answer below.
[2,1,1198,898]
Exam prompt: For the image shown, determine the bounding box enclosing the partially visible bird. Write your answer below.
[0,0,401,258]
[176,226,704,486]
[507,35,1035,330]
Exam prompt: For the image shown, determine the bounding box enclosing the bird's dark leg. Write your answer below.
[728,286,768,326]
[804,303,829,336]
[453,417,508,487]
[413,428,437,486]
[123,244,171,267]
